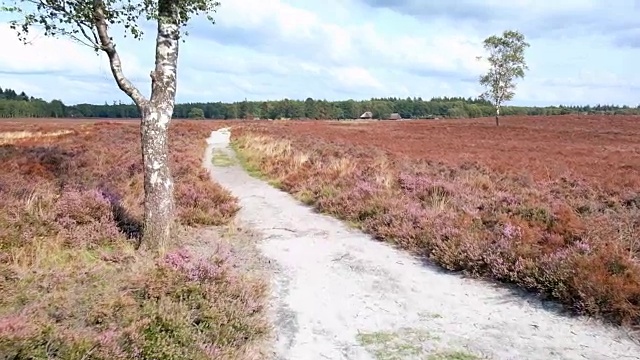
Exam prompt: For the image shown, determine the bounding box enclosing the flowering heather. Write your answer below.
[53,187,124,246]
[232,116,640,327]
[0,120,267,359]
[354,179,377,195]
[161,245,233,282]
[0,314,34,340]
[501,223,523,241]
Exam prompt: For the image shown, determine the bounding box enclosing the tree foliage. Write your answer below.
[188,106,204,119]
[479,30,530,125]
[2,0,220,48]
[2,86,639,120]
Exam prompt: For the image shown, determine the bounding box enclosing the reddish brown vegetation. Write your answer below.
[0,120,269,359]
[233,115,640,327]
[292,116,640,190]
[1,120,240,234]
[0,117,122,133]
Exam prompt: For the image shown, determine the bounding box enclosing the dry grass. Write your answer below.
[0,120,270,359]
[0,118,108,133]
[0,130,75,145]
[232,115,640,328]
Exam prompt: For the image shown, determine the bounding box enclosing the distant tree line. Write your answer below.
[0,87,66,118]
[1,85,639,120]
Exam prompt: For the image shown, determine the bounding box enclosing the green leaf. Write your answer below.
[0,0,221,48]
[478,29,530,109]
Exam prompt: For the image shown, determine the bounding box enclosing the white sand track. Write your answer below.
[204,128,640,360]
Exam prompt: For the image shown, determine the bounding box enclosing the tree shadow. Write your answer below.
[413,255,640,344]
[1,144,144,248]
[98,186,143,249]
[312,203,637,340]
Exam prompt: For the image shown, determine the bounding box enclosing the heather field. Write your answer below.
[232,115,640,327]
[0,119,269,359]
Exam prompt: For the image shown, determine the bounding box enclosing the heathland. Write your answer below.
[1,113,639,358]
[232,115,640,327]
[0,119,270,359]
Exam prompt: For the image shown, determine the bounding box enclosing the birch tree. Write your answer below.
[1,0,220,251]
[479,30,530,126]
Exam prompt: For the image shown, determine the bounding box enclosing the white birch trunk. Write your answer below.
[93,0,180,251]
[139,105,174,251]
[140,7,181,251]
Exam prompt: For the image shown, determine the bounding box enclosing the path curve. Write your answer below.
[204,128,640,360]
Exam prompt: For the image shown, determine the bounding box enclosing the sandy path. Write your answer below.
[204,128,640,360]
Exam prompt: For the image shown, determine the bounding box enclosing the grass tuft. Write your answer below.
[211,148,235,167]
[356,328,437,359]
[428,350,482,360]
[0,129,74,145]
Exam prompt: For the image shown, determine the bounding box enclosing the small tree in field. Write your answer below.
[1,0,221,252]
[479,30,530,126]
[188,107,205,119]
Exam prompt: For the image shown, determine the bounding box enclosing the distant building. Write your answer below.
[388,113,402,120]
[359,111,373,119]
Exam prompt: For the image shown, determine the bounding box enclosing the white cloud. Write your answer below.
[359,31,486,77]
[487,0,599,14]
[328,66,383,89]
[0,23,149,81]
[1,0,639,106]
[0,24,99,75]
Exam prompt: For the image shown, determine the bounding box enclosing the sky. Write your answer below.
[1,0,639,106]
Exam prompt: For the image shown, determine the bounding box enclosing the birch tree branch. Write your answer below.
[93,0,148,108]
